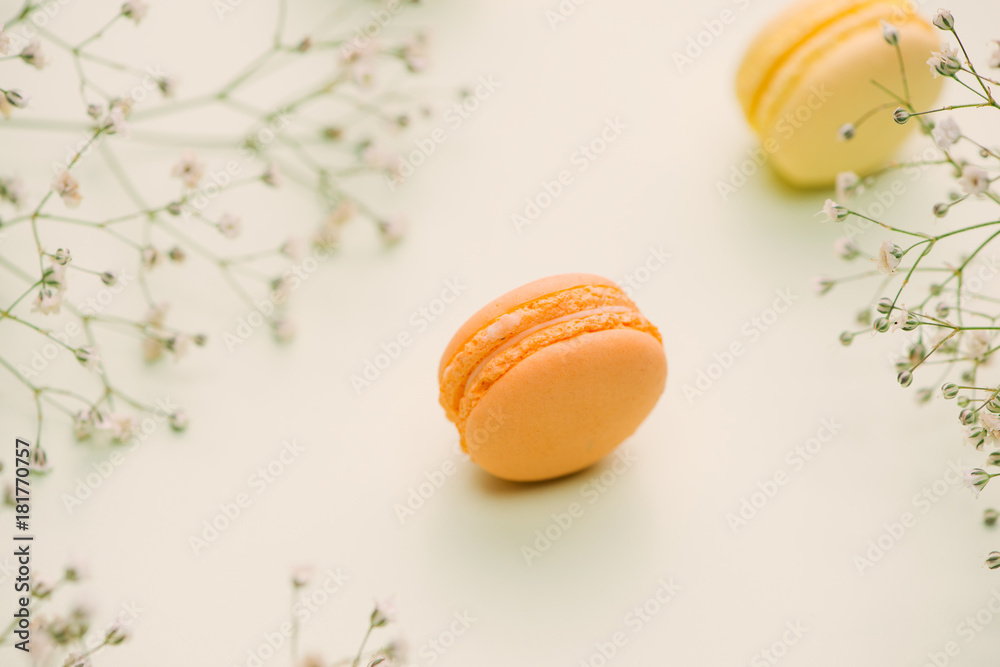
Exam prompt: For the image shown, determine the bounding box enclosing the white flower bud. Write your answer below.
[932,9,954,31]
[837,123,855,141]
[880,20,900,46]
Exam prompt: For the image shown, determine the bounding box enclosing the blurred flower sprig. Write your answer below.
[0,564,404,667]
[0,0,434,466]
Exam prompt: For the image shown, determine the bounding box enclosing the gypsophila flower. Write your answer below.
[100,413,137,443]
[932,9,954,31]
[104,624,128,645]
[291,565,313,588]
[146,302,169,328]
[880,20,900,46]
[989,40,1000,68]
[965,425,988,450]
[986,509,1000,525]
[958,164,990,196]
[32,288,63,315]
[872,239,901,275]
[834,237,860,260]
[63,653,91,667]
[0,24,10,55]
[0,175,24,205]
[168,410,188,432]
[271,275,293,301]
[371,599,394,627]
[30,443,50,473]
[280,237,306,261]
[377,216,406,244]
[74,346,100,370]
[928,43,961,77]
[5,89,28,109]
[168,246,185,262]
[261,163,282,187]
[166,334,192,358]
[53,170,82,208]
[817,198,848,223]
[122,0,149,24]
[314,200,356,247]
[273,319,296,343]
[1,96,15,120]
[835,171,861,201]
[963,329,992,360]
[812,276,834,295]
[171,150,205,188]
[156,75,177,97]
[45,262,67,291]
[892,107,910,124]
[20,40,48,69]
[887,304,908,333]
[142,336,165,362]
[401,32,429,73]
[73,409,98,441]
[33,577,54,598]
[106,106,129,138]
[963,468,991,496]
[328,198,357,226]
[53,248,72,265]
[217,212,241,239]
[141,246,162,268]
[361,144,397,172]
[987,552,1000,569]
[837,123,856,141]
[342,40,379,88]
[931,116,961,150]
[101,271,118,286]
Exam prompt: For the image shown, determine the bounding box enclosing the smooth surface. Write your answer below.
[465,327,667,481]
[3,0,1000,666]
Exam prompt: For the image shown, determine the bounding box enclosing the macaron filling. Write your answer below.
[462,305,636,395]
[439,284,637,421]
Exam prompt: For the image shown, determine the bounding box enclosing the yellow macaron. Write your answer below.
[438,274,667,482]
[736,0,943,187]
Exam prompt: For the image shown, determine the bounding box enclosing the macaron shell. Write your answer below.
[736,0,881,119]
[761,17,940,186]
[463,327,667,482]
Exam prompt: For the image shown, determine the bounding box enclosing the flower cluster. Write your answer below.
[0,563,403,667]
[0,563,130,664]
[0,0,435,466]
[814,10,1000,568]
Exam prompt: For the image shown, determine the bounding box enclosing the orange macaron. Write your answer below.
[438,273,667,482]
